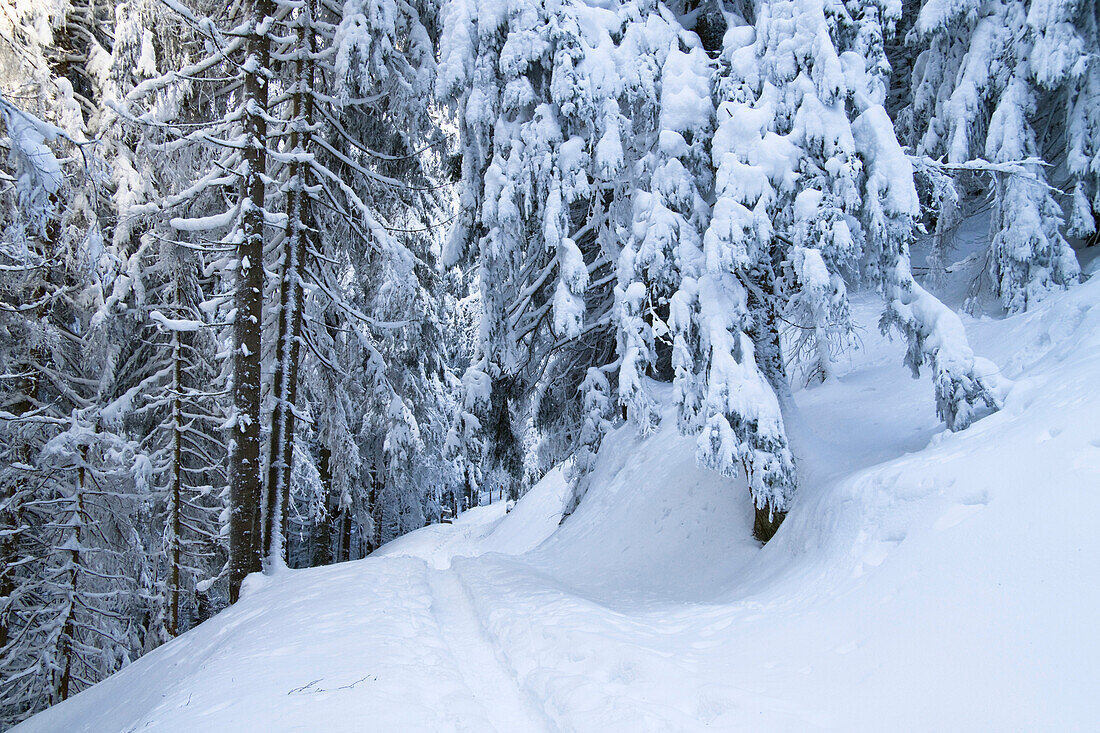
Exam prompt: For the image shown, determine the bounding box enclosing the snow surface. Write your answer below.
[17,276,1100,731]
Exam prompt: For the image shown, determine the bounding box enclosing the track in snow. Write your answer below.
[426,566,553,733]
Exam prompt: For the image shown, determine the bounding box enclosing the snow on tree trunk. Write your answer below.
[229,0,274,602]
[263,0,317,567]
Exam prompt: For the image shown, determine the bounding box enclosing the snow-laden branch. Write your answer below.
[170,204,240,232]
[908,155,1065,195]
[149,310,205,332]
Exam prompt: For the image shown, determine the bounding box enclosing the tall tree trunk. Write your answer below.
[55,444,86,704]
[488,376,520,502]
[339,509,352,563]
[746,264,792,541]
[263,5,315,563]
[747,265,793,410]
[0,505,11,653]
[0,391,33,654]
[229,0,272,603]
[368,468,384,553]
[463,468,475,511]
[167,319,183,636]
[311,446,334,566]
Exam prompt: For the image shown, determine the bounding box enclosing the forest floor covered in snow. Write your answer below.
[18,255,1100,731]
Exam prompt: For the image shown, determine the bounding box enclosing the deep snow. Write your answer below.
[16,272,1100,731]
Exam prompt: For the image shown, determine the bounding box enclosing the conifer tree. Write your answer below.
[903,0,1089,311]
[0,95,150,724]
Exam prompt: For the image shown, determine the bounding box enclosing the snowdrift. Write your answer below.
[17,279,1100,731]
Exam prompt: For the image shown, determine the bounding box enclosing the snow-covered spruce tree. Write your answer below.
[688,0,1003,536]
[0,9,188,720]
[679,0,819,537]
[230,0,275,592]
[116,0,281,601]
[1060,2,1100,244]
[904,0,1089,311]
[113,244,228,640]
[440,278,481,514]
[439,0,709,509]
[294,318,366,564]
[439,0,566,504]
[0,420,148,722]
[259,0,320,567]
[0,98,152,725]
[618,42,714,432]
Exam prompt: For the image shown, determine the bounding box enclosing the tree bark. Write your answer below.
[339,509,352,563]
[746,263,793,542]
[263,3,315,564]
[746,265,794,410]
[229,0,272,603]
[168,311,182,636]
[753,503,786,543]
[55,443,87,704]
[311,446,334,566]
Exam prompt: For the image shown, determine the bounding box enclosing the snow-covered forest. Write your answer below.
[1,0,1097,728]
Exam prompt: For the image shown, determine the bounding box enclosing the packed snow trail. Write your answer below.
[425,567,553,732]
[16,275,1100,731]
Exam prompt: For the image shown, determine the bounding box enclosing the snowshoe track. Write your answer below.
[427,564,554,732]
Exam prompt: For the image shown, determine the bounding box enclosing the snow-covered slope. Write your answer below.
[17,278,1100,732]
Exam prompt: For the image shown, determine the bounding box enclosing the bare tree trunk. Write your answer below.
[168,318,183,636]
[0,506,11,652]
[463,469,475,511]
[0,383,35,654]
[747,265,793,411]
[263,4,315,563]
[369,468,384,553]
[229,0,272,603]
[340,509,352,563]
[55,444,86,703]
[746,264,793,542]
[753,505,786,542]
[311,446,334,566]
